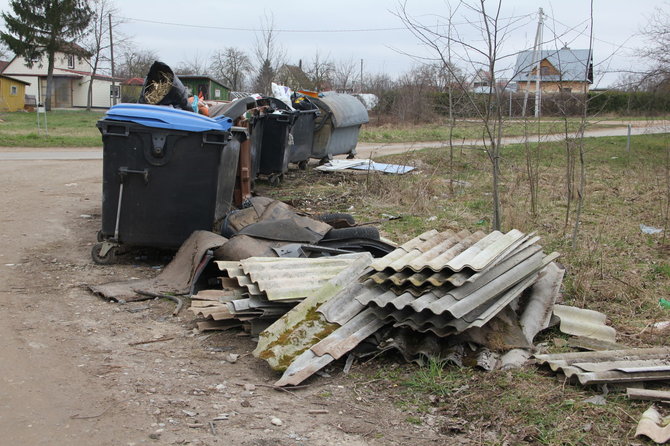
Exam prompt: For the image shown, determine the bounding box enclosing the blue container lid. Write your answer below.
[102,104,233,132]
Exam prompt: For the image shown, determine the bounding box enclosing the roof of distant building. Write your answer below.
[513,48,592,83]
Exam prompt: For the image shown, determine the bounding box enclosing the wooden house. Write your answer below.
[178,75,230,101]
[0,73,30,111]
[513,47,593,94]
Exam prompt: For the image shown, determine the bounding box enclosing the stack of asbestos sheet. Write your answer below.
[357,229,559,337]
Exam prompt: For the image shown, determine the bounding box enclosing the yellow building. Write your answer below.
[0,74,30,112]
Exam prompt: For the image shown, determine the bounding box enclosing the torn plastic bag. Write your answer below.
[139,61,190,110]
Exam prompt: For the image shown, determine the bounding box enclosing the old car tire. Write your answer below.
[323,226,380,241]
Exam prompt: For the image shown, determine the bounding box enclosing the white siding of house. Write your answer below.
[3,52,115,109]
[73,77,113,108]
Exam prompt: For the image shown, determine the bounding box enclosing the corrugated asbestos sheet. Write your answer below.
[534,347,670,385]
[190,254,363,333]
[358,229,559,337]
[254,228,566,386]
[552,304,617,343]
[215,255,360,301]
[252,253,374,372]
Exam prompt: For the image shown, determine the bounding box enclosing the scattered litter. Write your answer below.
[640,224,664,234]
[315,159,414,175]
[583,395,607,406]
[652,321,670,330]
[182,410,197,417]
[212,414,229,421]
[349,161,415,174]
[80,214,92,219]
[65,183,78,187]
[660,299,670,310]
[271,417,283,426]
[635,406,670,443]
[222,353,240,364]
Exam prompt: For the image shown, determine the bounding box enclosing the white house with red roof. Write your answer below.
[0,44,119,109]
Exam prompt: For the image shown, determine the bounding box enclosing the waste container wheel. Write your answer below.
[298,160,308,170]
[96,230,105,242]
[268,174,282,187]
[91,242,118,265]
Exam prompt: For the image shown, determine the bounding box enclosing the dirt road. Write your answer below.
[0,158,447,445]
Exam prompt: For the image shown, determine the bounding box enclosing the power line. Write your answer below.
[119,16,407,33]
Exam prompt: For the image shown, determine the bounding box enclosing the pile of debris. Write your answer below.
[190,254,365,335]
[249,228,565,386]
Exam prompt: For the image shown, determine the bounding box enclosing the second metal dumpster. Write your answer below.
[92,104,236,263]
[309,92,369,162]
[249,99,296,186]
[288,96,319,169]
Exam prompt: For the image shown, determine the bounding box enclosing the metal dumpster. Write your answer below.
[288,96,319,169]
[249,100,296,186]
[309,92,369,162]
[92,104,236,264]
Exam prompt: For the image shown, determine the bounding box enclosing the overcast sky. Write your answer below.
[0,0,666,87]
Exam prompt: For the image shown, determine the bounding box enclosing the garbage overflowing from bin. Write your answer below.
[92,62,379,264]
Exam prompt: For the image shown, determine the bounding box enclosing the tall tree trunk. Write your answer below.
[45,52,55,111]
[87,58,99,111]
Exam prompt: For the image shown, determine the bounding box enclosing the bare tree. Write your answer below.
[174,52,209,76]
[115,49,157,79]
[398,0,525,230]
[639,6,670,89]
[83,0,126,110]
[307,50,334,91]
[210,47,252,91]
[333,57,357,92]
[252,12,285,95]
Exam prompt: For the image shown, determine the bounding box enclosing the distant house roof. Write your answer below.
[513,48,592,83]
[0,73,30,85]
[122,77,144,86]
[52,67,119,81]
[276,64,315,91]
[58,41,92,58]
[0,60,9,73]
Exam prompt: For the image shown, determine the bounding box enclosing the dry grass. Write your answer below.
[263,134,670,342]
[257,133,670,444]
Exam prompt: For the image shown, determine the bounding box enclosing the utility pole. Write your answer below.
[534,8,544,118]
[109,13,117,106]
[521,7,544,117]
[359,58,363,93]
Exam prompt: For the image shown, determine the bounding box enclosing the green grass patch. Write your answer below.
[359,119,619,143]
[0,110,104,147]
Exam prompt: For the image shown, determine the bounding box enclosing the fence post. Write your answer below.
[626,123,632,153]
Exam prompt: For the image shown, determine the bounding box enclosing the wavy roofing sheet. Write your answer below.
[253,254,373,371]
[553,304,617,343]
[375,229,531,274]
[534,347,670,385]
[215,255,361,301]
[359,250,555,314]
[275,309,386,387]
